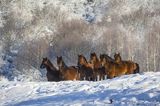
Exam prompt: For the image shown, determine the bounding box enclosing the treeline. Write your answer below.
[0,0,160,80]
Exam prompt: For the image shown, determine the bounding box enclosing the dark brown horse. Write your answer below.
[57,56,80,81]
[114,53,139,74]
[40,57,61,81]
[77,54,95,81]
[90,52,105,81]
[100,54,128,79]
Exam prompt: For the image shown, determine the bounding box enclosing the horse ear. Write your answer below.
[78,54,82,57]
[57,56,61,59]
[117,52,120,55]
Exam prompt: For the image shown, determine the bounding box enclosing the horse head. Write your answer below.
[114,52,122,63]
[100,54,107,67]
[78,54,88,66]
[40,57,49,69]
[90,52,99,64]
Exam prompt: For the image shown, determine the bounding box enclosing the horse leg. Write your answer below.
[107,71,114,79]
[101,74,104,80]
[134,63,140,74]
[101,73,105,80]
[99,74,102,81]
[95,72,98,81]
[86,76,89,81]
[103,75,105,80]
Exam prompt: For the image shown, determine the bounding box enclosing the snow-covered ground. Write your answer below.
[0,72,160,106]
[0,1,160,105]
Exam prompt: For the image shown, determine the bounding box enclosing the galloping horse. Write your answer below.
[90,53,105,80]
[57,56,80,81]
[114,53,139,74]
[77,54,95,81]
[40,57,61,81]
[100,54,128,79]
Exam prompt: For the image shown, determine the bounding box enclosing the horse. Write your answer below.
[114,53,139,74]
[77,54,95,81]
[40,57,61,81]
[100,54,128,79]
[57,56,80,81]
[90,52,105,81]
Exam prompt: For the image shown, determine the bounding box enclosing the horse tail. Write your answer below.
[134,63,140,74]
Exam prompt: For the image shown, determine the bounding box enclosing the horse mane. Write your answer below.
[116,54,122,62]
[62,59,68,68]
[94,54,100,62]
[83,56,88,63]
[102,54,114,62]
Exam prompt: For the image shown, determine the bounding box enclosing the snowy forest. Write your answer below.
[0,0,160,81]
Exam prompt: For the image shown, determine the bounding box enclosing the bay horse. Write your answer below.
[100,54,128,79]
[114,53,139,74]
[77,54,95,81]
[90,52,105,81]
[40,57,61,81]
[57,56,80,81]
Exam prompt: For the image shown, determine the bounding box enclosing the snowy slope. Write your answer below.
[0,72,160,106]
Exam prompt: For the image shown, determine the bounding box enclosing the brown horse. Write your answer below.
[90,52,105,81]
[77,54,95,81]
[100,54,128,79]
[114,53,139,74]
[57,56,80,81]
[40,57,61,81]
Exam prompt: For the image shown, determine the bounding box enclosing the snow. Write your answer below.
[0,72,160,106]
[0,0,160,105]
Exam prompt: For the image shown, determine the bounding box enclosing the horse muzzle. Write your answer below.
[40,64,45,69]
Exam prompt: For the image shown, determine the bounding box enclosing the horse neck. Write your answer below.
[79,60,91,68]
[119,56,122,61]
[83,58,90,67]
[46,60,57,72]
[116,57,122,63]
[95,56,100,62]
[95,57,101,65]
[60,60,68,70]
[103,59,110,67]
[105,55,114,62]
[87,62,93,68]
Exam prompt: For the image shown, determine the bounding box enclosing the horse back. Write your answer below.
[123,61,138,74]
[62,67,79,80]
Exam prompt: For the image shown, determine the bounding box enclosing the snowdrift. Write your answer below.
[0,72,160,106]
